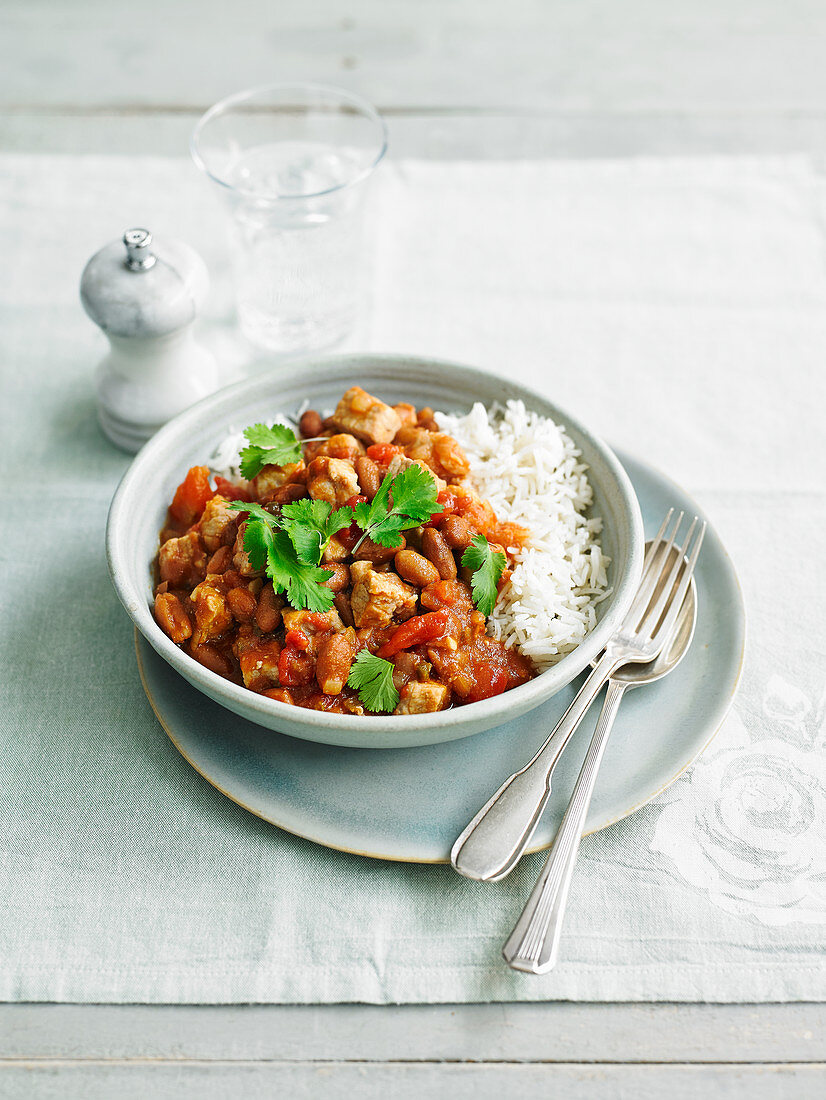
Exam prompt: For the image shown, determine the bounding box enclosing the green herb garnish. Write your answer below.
[461,534,507,616]
[227,501,335,613]
[353,463,443,550]
[264,527,336,613]
[347,650,400,713]
[228,434,443,614]
[239,423,304,480]
[280,498,353,563]
[230,500,279,527]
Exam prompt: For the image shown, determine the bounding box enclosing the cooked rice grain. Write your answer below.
[435,400,609,670]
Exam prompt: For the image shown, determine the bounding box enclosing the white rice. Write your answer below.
[209,399,609,672]
[435,400,610,670]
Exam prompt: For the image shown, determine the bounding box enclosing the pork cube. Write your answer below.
[393,403,418,428]
[393,426,468,482]
[251,461,305,503]
[312,433,365,462]
[349,561,417,628]
[190,578,233,644]
[307,456,360,507]
[232,522,264,578]
[321,534,350,563]
[234,633,282,692]
[282,608,345,639]
[158,531,206,588]
[198,495,237,553]
[385,453,446,492]
[394,681,451,714]
[332,386,401,445]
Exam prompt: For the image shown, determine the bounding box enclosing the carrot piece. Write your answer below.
[169,466,215,526]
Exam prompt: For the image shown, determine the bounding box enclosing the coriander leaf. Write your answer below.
[365,514,408,549]
[244,423,297,449]
[461,534,507,617]
[241,518,276,573]
[323,506,354,539]
[266,528,335,613]
[352,464,443,550]
[227,500,279,527]
[353,472,393,531]
[280,497,334,529]
[280,498,353,564]
[281,520,324,565]
[353,499,374,531]
[390,463,444,523]
[346,650,400,713]
[239,423,303,479]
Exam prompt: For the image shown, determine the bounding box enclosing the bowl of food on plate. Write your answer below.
[107,355,643,748]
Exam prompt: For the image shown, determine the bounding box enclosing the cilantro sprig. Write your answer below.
[263,527,336,613]
[280,499,353,564]
[227,500,343,613]
[227,434,443,615]
[353,463,443,551]
[239,423,304,480]
[461,534,507,617]
[347,651,399,713]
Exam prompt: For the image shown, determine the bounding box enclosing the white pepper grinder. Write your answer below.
[80,228,218,452]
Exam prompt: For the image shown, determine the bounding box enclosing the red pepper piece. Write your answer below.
[377,611,451,658]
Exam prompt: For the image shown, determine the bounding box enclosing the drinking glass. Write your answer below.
[191,83,387,354]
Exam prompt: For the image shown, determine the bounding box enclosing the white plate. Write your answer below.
[136,449,745,863]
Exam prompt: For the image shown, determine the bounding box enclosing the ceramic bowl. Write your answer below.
[107,354,644,749]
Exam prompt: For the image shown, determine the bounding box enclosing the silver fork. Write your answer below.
[451,510,706,883]
[503,541,699,974]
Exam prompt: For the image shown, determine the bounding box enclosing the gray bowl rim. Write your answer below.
[106,352,644,737]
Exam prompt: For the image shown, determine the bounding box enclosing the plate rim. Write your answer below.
[134,446,746,864]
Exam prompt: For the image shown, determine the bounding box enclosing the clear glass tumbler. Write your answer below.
[191,83,387,354]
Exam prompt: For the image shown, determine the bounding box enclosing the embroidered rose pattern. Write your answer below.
[650,677,826,926]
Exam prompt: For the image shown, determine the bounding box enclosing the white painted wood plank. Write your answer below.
[2,1003,824,1064]
[3,110,826,160]
[1,1,826,114]
[0,1061,823,1100]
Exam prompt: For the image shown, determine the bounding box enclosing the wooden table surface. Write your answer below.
[2,3,824,1096]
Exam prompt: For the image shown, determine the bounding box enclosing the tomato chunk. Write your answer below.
[278,647,314,686]
[377,611,451,658]
[366,443,403,466]
[340,495,368,550]
[214,475,251,502]
[425,488,459,528]
[169,466,215,526]
[465,663,509,702]
[285,629,310,652]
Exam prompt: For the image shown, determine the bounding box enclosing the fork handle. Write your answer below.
[503,679,627,973]
[450,650,621,882]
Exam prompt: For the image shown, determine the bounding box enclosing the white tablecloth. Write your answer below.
[0,153,824,1002]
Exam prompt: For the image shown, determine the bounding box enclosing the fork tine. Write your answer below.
[650,519,706,647]
[641,509,673,574]
[637,515,698,638]
[626,510,683,628]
